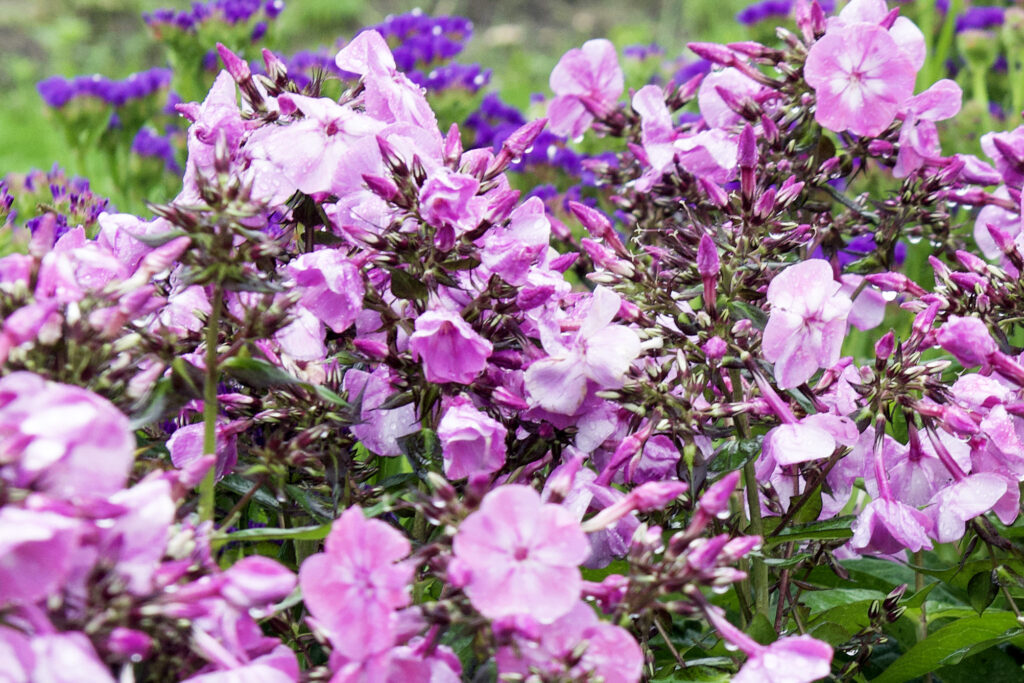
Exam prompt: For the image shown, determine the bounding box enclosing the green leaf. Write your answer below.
[763,516,855,547]
[871,612,1023,683]
[221,523,332,543]
[219,475,281,511]
[388,267,428,301]
[127,228,189,247]
[440,256,481,271]
[726,300,767,330]
[968,570,999,615]
[222,356,302,388]
[709,436,762,472]
[802,589,885,613]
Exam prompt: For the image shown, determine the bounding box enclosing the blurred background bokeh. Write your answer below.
[0,0,749,177]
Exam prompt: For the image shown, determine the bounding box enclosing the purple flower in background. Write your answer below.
[453,485,590,622]
[956,6,1004,32]
[548,39,624,138]
[762,260,852,389]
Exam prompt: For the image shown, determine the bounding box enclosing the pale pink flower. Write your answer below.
[0,506,80,607]
[496,601,643,683]
[437,398,508,480]
[286,249,365,333]
[299,507,413,661]
[926,473,1007,543]
[0,372,136,499]
[763,260,852,388]
[733,635,834,683]
[804,22,917,137]
[893,80,962,178]
[850,498,933,555]
[408,309,493,385]
[452,485,590,622]
[525,286,642,414]
[548,39,623,138]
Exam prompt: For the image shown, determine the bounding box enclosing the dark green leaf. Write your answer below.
[388,267,428,301]
[872,612,1023,683]
[127,228,190,247]
[222,356,302,388]
[968,570,999,615]
[726,300,768,330]
[441,256,481,271]
[219,474,282,511]
[222,523,332,542]
[763,516,855,547]
[709,436,762,472]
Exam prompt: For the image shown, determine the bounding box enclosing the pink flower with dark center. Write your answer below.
[762,260,852,389]
[299,506,413,661]
[804,22,916,137]
[548,39,624,138]
[850,498,933,555]
[409,309,493,385]
[453,485,590,623]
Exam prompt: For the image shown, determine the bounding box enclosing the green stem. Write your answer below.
[198,282,223,523]
[731,368,770,617]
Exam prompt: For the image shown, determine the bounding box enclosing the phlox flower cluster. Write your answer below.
[13,0,1024,680]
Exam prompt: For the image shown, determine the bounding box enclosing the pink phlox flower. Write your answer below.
[524,286,642,415]
[478,196,552,286]
[274,305,326,362]
[418,167,488,244]
[893,79,963,178]
[437,397,508,480]
[101,478,177,595]
[409,308,493,385]
[328,640,461,683]
[167,419,245,480]
[246,94,385,198]
[674,128,739,184]
[286,249,365,334]
[830,0,926,70]
[176,71,249,204]
[452,485,590,622]
[0,506,81,607]
[887,430,971,507]
[763,259,853,389]
[35,227,129,303]
[804,21,917,137]
[973,186,1017,258]
[926,472,1007,543]
[850,497,933,556]
[759,411,859,479]
[548,39,624,138]
[697,67,770,130]
[335,30,438,131]
[0,372,136,499]
[299,506,413,661]
[632,85,676,190]
[839,274,887,331]
[556,467,641,569]
[732,634,834,683]
[26,632,116,683]
[980,125,1024,189]
[343,366,419,456]
[496,601,644,683]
